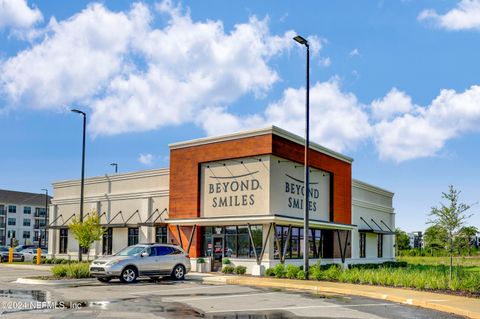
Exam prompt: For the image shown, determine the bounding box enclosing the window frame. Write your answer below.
[359,233,366,258]
[377,234,383,258]
[128,227,139,246]
[59,228,68,254]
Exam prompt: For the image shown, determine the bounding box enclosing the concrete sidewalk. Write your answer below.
[193,273,480,319]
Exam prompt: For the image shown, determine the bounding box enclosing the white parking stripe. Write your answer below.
[130,285,236,295]
[165,292,278,302]
[205,303,395,313]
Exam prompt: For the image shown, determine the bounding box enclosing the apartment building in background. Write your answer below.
[0,189,51,247]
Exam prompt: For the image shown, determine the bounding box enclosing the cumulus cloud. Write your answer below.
[199,79,372,153]
[138,153,154,166]
[371,88,415,121]
[373,85,480,161]
[418,0,480,30]
[1,3,147,109]
[0,0,42,30]
[0,1,299,136]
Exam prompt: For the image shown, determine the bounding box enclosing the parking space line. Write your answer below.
[129,285,235,296]
[205,303,395,313]
[165,292,278,302]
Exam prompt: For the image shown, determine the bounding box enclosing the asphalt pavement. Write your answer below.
[0,265,468,319]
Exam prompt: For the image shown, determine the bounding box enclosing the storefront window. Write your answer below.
[225,226,237,258]
[102,228,113,255]
[59,228,68,254]
[360,233,366,258]
[274,226,323,260]
[200,225,263,259]
[128,227,139,246]
[155,226,168,244]
[377,234,383,258]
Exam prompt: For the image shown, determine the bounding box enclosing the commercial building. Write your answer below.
[0,189,50,247]
[48,126,395,273]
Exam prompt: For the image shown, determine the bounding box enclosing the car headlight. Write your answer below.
[106,260,123,266]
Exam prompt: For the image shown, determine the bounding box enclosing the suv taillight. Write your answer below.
[186,254,190,259]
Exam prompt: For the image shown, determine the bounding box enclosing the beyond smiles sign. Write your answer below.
[201,155,330,219]
[284,174,320,212]
[208,173,261,207]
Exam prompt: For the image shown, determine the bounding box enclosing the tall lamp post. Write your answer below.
[71,108,86,262]
[39,189,49,248]
[110,163,118,173]
[293,35,310,278]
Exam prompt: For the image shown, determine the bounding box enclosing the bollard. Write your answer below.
[8,247,13,263]
[36,248,42,265]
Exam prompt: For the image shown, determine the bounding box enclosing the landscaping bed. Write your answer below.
[264,262,480,297]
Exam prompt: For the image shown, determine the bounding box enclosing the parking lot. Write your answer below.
[0,266,466,318]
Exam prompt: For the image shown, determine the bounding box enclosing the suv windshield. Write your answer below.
[116,245,146,256]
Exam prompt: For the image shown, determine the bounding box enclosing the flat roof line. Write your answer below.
[169,125,353,164]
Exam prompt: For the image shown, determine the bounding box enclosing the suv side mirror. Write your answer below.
[141,252,149,258]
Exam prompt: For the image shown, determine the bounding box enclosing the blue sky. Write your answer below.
[0,0,479,231]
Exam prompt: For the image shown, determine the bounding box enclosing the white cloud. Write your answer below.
[418,0,480,30]
[199,79,372,153]
[138,153,154,166]
[1,1,301,136]
[1,3,148,109]
[0,0,42,30]
[373,85,480,161]
[371,88,415,121]
[349,48,360,57]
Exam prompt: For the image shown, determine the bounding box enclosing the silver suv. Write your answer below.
[89,243,191,283]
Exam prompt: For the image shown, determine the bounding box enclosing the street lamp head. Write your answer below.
[293,35,308,46]
[71,109,86,116]
[110,163,117,166]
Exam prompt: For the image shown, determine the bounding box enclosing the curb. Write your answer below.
[0,263,53,271]
[16,277,97,286]
[199,275,480,319]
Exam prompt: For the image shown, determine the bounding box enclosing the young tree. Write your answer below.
[428,185,474,281]
[395,228,411,253]
[69,213,105,261]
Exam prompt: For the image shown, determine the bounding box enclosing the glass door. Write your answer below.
[212,235,224,271]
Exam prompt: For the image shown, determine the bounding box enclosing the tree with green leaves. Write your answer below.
[395,228,411,253]
[69,213,105,261]
[428,185,474,281]
[455,226,479,255]
[423,225,448,254]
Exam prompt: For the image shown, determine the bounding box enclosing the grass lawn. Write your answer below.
[398,256,480,270]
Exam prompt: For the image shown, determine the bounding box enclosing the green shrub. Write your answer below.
[285,264,301,279]
[222,265,235,274]
[197,257,205,264]
[265,268,275,277]
[222,258,231,265]
[51,264,68,277]
[51,263,90,278]
[65,263,90,278]
[273,264,286,278]
[296,270,306,280]
[234,266,247,275]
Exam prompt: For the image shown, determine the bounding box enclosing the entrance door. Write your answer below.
[212,235,224,271]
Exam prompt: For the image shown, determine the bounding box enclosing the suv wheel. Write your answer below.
[171,265,185,280]
[120,267,137,283]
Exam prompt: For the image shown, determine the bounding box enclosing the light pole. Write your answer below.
[39,189,49,248]
[110,163,118,173]
[293,35,310,279]
[71,108,86,262]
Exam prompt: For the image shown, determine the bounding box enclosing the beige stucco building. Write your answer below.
[48,126,395,274]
